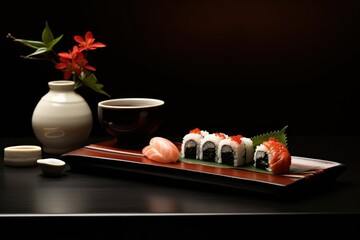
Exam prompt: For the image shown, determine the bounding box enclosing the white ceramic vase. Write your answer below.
[32,80,93,154]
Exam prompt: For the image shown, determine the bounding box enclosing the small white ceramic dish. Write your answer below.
[37,158,67,177]
[4,145,42,167]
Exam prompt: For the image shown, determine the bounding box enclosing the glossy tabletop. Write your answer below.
[1,136,359,238]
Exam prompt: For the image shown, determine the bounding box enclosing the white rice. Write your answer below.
[253,143,272,171]
[199,133,227,161]
[241,137,254,164]
[180,130,209,159]
[217,137,246,166]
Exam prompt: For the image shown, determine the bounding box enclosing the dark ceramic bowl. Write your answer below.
[98,98,165,149]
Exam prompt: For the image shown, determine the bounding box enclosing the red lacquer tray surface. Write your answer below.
[61,139,347,195]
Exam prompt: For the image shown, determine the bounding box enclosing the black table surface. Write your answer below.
[1,136,359,238]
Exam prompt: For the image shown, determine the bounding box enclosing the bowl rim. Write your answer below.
[37,158,66,166]
[98,98,164,109]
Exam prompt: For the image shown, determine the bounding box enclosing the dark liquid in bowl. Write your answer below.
[98,102,164,149]
[109,104,156,107]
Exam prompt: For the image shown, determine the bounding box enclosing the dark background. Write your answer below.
[1,0,359,139]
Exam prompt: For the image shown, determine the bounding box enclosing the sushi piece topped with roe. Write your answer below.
[199,132,228,162]
[253,137,291,174]
[181,128,209,159]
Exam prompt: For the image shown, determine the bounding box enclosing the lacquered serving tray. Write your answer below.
[61,139,347,196]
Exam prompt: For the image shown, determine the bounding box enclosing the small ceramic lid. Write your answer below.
[4,145,42,167]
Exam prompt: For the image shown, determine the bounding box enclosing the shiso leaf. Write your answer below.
[179,156,312,174]
[251,125,288,148]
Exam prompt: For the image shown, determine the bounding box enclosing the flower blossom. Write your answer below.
[7,21,110,97]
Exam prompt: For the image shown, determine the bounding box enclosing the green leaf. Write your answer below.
[41,21,63,50]
[13,39,46,49]
[42,21,54,44]
[46,34,63,51]
[23,47,48,58]
[80,73,111,97]
[74,79,84,89]
[251,125,288,148]
[179,155,311,174]
[180,157,236,169]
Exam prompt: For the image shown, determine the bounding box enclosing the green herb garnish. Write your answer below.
[251,125,288,148]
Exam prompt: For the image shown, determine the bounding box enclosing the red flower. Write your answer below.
[8,21,110,97]
[73,52,96,73]
[55,57,78,80]
[74,31,106,52]
[55,46,96,79]
[57,45,80,59]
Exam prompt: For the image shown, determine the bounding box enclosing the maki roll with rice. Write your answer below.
[253,137,291,174]
[199,132,228,162]
[181,128,209,159]
[217,135,246,166]
[241,137,254,164]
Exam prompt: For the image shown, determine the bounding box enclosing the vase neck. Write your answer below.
[48,80,75,91]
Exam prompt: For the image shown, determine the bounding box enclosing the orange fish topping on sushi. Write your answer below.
[263,137,291,174]
[215,132,227,139]
[230,135,243,144]
[189,128,202,134]
[254,137,291,174]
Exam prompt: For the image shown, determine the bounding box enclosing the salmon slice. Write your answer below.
[142,137,180,163]
[263,137,291,174]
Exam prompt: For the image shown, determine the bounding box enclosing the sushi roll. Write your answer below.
[199,132,228,162]
[217,135,246,167]
[241,137,254,164]
[181,128,209,159]
[253,137,291,174]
